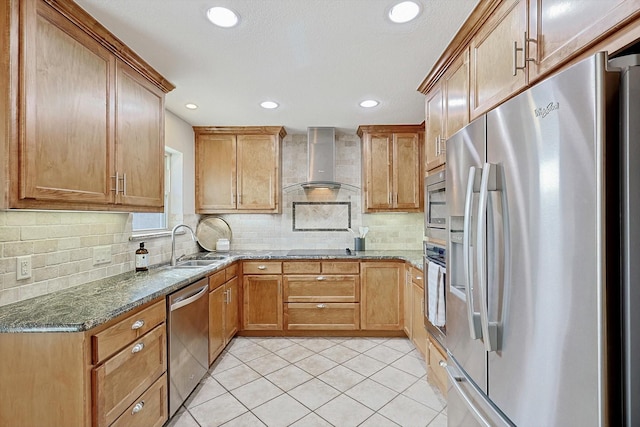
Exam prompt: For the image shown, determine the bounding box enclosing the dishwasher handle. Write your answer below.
[170,284,208,312]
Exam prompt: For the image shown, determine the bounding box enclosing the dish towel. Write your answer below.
[427,262,446,327]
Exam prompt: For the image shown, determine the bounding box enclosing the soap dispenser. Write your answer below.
[135,242,149,271]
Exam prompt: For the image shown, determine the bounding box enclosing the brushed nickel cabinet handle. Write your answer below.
[316,304,327,309]
[131,343,144,354]
[257,265,267,270]
[131,320,145,330]
[131,401,144,414]
[316,276,326,281]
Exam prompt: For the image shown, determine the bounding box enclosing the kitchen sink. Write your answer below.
[174,259,220,268]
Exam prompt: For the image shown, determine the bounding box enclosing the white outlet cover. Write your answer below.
[16,255,32,280]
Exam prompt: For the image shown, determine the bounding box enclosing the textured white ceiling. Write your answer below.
[74,0,479,134]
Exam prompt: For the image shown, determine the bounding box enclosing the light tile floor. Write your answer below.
[167,336,447,427]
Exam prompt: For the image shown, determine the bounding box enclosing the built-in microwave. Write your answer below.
[425,170,446,231]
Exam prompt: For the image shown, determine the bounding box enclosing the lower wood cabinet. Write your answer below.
[285,302,360,330]
[360,262,404,330]
[209,264,240,364]
[110,373,168,427]
[242,261,283,331]
[411,281,428,357]
[428,336,448,397]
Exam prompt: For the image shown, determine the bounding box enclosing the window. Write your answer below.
[132,152,171,232]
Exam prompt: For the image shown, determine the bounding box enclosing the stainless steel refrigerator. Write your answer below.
[445,51,638,426]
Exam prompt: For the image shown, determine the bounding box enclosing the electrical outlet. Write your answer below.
[16,255,32,280]
[93,245,112,265]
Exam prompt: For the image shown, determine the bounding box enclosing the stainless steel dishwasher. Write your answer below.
[167,278,209,417]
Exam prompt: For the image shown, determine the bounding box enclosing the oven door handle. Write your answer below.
[464,166,483,340]
[170,284,209,312]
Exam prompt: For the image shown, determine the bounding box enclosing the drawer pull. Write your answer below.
[316,276,326,281]
[415,276,422,281]
[131,320,145,330]
[131,343,145,354]
[316,304,327,309]
[258,265,267,270]
[131,401,145,414]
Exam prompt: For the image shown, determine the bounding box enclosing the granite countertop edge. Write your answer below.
[0,250,423,334]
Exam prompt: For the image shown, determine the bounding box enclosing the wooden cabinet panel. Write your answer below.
[360,262,404,330]
[469,0,527,119]
[92,300,165,364]
[445,49,470,139]
[237,134,279,210]
[411,266,424,290]
[115,61,165,209]
[359,125,423,212]
[403,269,413,338]
[243,261,282,275]
[110,373,167,427]
[242,275,283,330]
[283,261,321,274]
[209,284,225,364]
[411,283,427,357]
[428,338,448,397]
[225,263,239,281]
[285,303,360,330]
[529,0,640,81]
[21,1,114,205]
[284,275,359,303]
[425,85,445,172]
[93,324,166,427]
[393,133,421,209]
[194,127,285,214]
[196,133,236,211]
[225,276,239,341]
[322,261,359,274]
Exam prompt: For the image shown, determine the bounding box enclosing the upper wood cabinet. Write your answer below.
[425,49,469,172]
[0,0,173,211]
[358,125,423,213]
[194,127,286,214]
[469,0,528,119]
[528,0,640,82]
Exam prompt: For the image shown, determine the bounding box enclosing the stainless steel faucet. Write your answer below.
[170,224,198,266]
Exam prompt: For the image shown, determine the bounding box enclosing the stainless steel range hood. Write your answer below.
[301,127,341,189]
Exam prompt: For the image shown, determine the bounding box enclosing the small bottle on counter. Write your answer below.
[135,242,149,271]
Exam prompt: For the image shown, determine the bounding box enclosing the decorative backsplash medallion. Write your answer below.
[292,202,351,231]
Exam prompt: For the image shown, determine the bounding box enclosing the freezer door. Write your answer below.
[484,53,616,426]
[445,117,487,393]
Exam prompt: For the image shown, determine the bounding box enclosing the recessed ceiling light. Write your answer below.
[360,99,379,108]
[260,101,279,109]
[185,103,198,110]
[206,7,239,28]
[388,1,420,23]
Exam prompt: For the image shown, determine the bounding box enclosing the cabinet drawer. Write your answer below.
[285,303,360,330]
[283,261,321,274]
[428,340,448,397]
[412,266,424,289]
[209,269,226,291]
[92,300,165,364]
[322,261,359,274]
[93,324,167,427]
[225,263,238,281]
[111,373,168,427]
[284,275,359,302]
[243,261,282,274]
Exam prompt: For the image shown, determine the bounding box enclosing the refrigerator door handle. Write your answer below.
[445,364,493,427]
[477,163,498,352]
[463,166,483,340]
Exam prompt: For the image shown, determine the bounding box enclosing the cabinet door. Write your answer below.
[403,270,413,337]
[20,1,114,205]
[195,133,237,212]
[529,0,640,81]
[411,282,427,357]
[242,275,283,330]
[364,133,393,210]
[209,285,225,364]
[393,133,421,210]
[469,0,527,119]
[237,134,278,211]
[115,61,165,209]
[425,86,444,172]
[445,49,470,139]
[224,277,239,342]
[360,262,403,330]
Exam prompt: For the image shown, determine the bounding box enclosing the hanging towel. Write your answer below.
[435,266,446,327]
[427,261,440,326]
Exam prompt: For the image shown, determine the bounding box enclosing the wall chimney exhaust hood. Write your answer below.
[300,127,342,190]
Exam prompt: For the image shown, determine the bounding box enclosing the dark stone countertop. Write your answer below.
[0,249,423,333]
